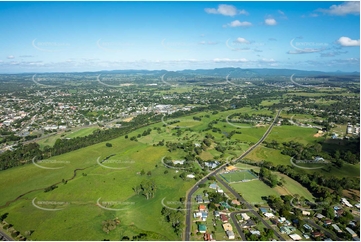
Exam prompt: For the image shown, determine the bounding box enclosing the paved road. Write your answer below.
[230,212,246,241]
[0,230,12,241]
[305,219,342,241]
[184,109,281,241]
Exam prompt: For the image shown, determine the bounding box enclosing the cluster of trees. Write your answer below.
[161,207,184,236]
[121,233,148,241]
[44,184,58,192]
[133,179,157,200]
[245,228,274,241]
[102,218,120,234]
[259,167,278,188]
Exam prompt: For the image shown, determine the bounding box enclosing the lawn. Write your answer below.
[231,180,279,205]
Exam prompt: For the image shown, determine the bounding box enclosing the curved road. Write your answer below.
[184,109,281,240]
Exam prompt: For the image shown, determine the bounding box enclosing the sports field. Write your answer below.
[220,170,258,183]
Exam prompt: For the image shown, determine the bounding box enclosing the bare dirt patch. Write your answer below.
[123,117,134,122]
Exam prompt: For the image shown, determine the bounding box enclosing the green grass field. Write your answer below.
[220,170,257,182]
[37,127,99,149]
[0,134,193,240]
[231,180,280,205]
[265,125,322,145]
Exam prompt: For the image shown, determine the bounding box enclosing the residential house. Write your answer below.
[196,195,203,204]
[201,212,208,221]
[242,219,256,229]
[316,213,325,219]
[187,174,196,179]
[303,224,313,231]
[335,209,344,217]
[217,188,224,193]
[220,214,229,223]
[240,213,250,221]
[203,198,210,204]
[222,223,233,232]
[231,200,241,206]
[303,234,310,239]
[198,224,207,234]
[270,218,278,225]
[203,232,213,241]
[194,211,202,219]
[259,207,268,214]
[264,212,275,218]
[331,224,342,233]
[280,226,296,235]
[250,230,261,236]
[302,210,311,216]
[341,198,353,208]
[311,231,323,238]
[226,230,235,240]
[199,204,207,211]
[204,161,220,169]
[346,227,357,238]
[289,234,302,241]
[324,220,332,226]
[209,183,218,190]
[214,211,220,217]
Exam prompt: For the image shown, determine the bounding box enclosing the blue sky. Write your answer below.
[0,1,359,73]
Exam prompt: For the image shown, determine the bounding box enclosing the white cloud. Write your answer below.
[337,37,360,47]
[224,20,252,27]
[213,58,248,63]
[205,4,248,17]
[7,55,15,59]
[265,18,277,25]
[317,1,360,16]
[235,37,250,44]
[287,49,322,54]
